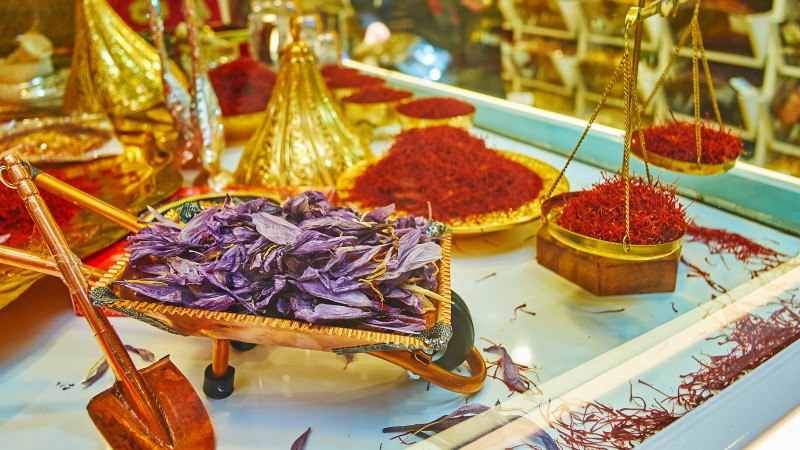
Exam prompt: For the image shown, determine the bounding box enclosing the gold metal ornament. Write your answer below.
[234,14,370,187]
[63,0,186,117]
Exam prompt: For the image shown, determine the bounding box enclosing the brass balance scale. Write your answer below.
[537,0,738,296]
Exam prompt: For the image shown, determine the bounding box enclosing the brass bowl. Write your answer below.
[631,145,738,175]
[336,151,568,235]
[542,192,684,260]
[221,111,265,142]
[343,99,406,129]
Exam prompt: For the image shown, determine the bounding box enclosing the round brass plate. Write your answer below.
[336,151,568,235]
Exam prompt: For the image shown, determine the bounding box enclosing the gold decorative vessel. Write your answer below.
[234,15,370,187]
[63,0,186,116]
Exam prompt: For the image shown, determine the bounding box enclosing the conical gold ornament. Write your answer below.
[63,0,186,116]
[234,15,370,187]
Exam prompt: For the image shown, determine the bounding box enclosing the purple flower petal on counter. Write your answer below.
[383,403,491,436]
[123,344,155,362]
[83,345,155,387]
[290,427,311,450]
[252,211,302,245]
[484,344,529,393]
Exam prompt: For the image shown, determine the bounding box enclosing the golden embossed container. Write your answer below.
[395,97,476,130]
[234,15,370,187]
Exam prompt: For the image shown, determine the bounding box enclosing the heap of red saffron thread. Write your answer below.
[342,86,413,104]
[349,126,544,222]
[685,222,785,276]
[208,57,276,116]
[631,119,743,165]
[551,292,800,450]
[395,97,476,119]
[556,174,688,245]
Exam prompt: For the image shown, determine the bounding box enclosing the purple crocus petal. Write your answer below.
[363,204,395,223]
[290,427,312,450]
[236,196,282,216]
[178,205,222,243]
[375,242,441,281]
[145,205,181,229]
[290,232,358,256]
[123,344,155,362]
[294,304,377,323]
[82,359,109,386]
[484,345,528,393]
[384,288,423,314]
[113,280,196,304]
[192,293,236,311]
[252,211,302,245]
[361,316,427,333]
[383,403,491,435]
[165,258,205,285]
[291,279,373,307]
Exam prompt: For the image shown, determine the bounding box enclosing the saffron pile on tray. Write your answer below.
[208,57,277,116]
[113,191,444,335]
[556,175,687,245]
[395,97,476,119]
[632,119,743,164]
[342,86,413,104]
[347,126,544,222]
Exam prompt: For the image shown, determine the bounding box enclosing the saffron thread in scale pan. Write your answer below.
[556,175,687,245]
[632,118,743,164]
[350,126,544,222]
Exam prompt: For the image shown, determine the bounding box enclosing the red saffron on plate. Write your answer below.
[556,174,688,245]
[341,86,413,104]
[395,97,476,119]
[208,57,277,116]
[349,126,544,222]
[632,119,743,165]
[320,64,359,79]
[323,71,384,89]
[0,185,81,247]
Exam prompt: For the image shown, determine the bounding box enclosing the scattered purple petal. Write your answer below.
[290,427,311,450]
[484,342,541,395]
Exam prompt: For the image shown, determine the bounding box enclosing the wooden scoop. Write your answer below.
[0,154,214,449]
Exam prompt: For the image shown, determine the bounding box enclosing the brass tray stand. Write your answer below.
[0,159,487,397]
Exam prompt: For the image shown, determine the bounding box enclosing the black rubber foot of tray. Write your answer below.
[231,340,257,351]
[203,364,235,399]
